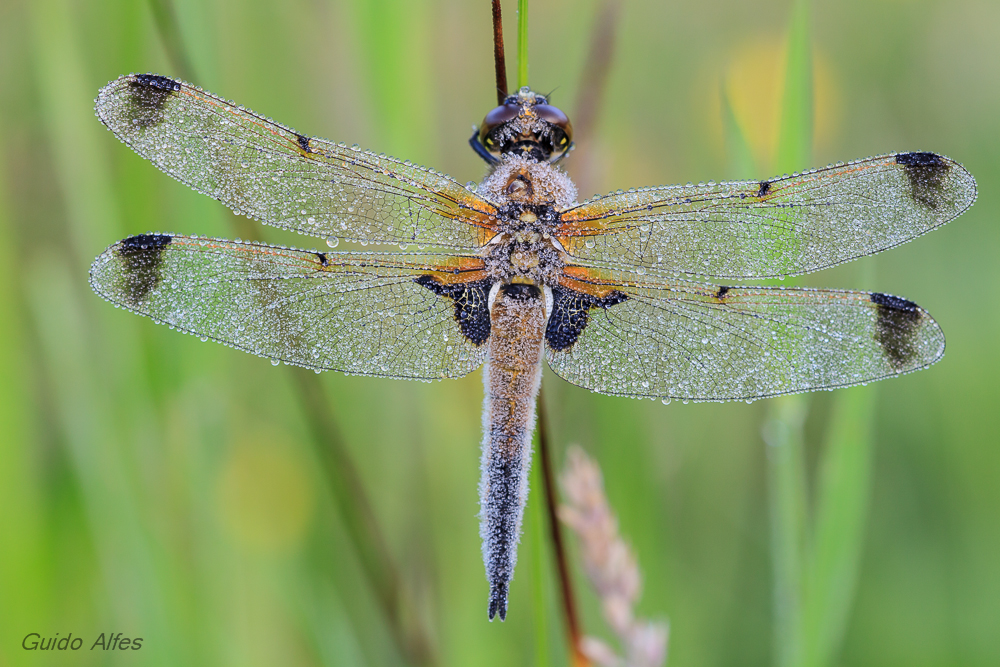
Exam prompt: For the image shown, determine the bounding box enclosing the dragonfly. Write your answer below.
[91,73,976,621]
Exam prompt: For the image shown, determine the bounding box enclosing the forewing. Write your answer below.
[544,267,945,401]
[558,153,976,279]
[95,74,498,249]
[90,235,490,379]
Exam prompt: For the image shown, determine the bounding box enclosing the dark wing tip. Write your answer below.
[98,73,183,131]
[870,291,928,371]
[488,582,509,621]
[893,151,956,211]
[113,234,174,305]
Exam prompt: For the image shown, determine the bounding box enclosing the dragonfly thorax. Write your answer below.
[479,154,576,288]
[483,233,565,287]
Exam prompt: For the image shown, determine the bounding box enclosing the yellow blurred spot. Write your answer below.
[721,37,840,170]
[217,435,315,553]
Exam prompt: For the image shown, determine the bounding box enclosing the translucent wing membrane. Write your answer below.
[545,267,945,401]
[559,153,976,279]
[95,74,498,249]
[90,235,489,379]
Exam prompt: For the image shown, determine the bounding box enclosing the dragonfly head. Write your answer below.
[477,87,573,163]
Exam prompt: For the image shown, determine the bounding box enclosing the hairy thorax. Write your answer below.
[477,155,577,287]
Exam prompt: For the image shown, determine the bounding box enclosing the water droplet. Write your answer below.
[326,236,340,248]
[584,239,596,249]
[271,359,280,366]
[661,398,671,405]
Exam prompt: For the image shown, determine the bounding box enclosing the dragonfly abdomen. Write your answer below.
[480,284,546,621]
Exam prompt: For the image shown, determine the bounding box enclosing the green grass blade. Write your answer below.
[147,0,198,81]
[765,2,812,665]
[768,2,876,665]
[518,0,529,88]
[799,257,879,667]
[353,0,433,158]
[775,0,812,175]
[802,385,875,667]
[764,396,809,667]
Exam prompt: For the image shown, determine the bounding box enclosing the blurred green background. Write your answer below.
[1,0,998,665]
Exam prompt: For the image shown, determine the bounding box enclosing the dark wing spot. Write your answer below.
[315,252,328,267]
[296,133,312,153]
[871,291,922,370]
[415,276,493,346]
[116,234,172,305]
[715,285,731,299]
[545,285,629,352]
[757,181,771,197]
[895,152,950,210]
[124,74,181,129]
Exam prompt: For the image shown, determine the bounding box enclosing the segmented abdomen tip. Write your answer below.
[488,583,508,621]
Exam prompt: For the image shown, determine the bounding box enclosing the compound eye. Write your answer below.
[479,103,520,148]
[534,104,573,146]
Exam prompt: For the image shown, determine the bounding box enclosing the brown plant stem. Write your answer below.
[538,388,590,667]
[492,0,509,104]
